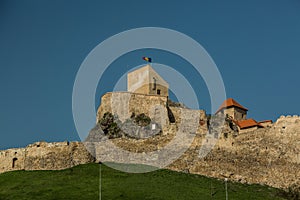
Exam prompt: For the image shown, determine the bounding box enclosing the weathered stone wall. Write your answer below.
[0,148,26,172]
[97,92,169,126]
[218,107,247,121]
[1,88,299,191]
[168,115,300,189]
[238,126,258,134]
[0,141,94,173]
[259,120,272,127]
[90,114,299,190]
[168,106,207,134]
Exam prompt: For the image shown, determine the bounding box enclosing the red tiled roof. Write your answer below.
[216,98,248,114]
[235,118,260,129]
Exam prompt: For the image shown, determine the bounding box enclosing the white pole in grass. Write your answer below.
[99,163,102,200]
[225,178,228,200]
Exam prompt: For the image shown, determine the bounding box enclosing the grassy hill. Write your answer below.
[0,163,288,200]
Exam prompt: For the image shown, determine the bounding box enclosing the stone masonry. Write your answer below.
[0,141,94,173]
[0,93,299,191]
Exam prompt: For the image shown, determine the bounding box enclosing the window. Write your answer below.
[157,89,161,95]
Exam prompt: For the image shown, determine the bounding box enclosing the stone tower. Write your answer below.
[127,65,169,96]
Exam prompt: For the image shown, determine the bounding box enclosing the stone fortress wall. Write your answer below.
[0,141,94,173]
[96,92,207,132]
[0,93,299,190]
[93,93,300,189]
[97,92,169,124]
[169,115,300,189]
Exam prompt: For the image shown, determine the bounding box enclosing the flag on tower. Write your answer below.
[142,57,152,62]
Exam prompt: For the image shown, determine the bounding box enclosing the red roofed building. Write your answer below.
[215,98,273,133]
[215,98,248,121]
[234,118,264,133]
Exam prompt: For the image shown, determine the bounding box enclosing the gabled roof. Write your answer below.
[216,98,248,114]
[235,119,262,129]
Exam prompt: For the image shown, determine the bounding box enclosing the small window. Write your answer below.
[157,89,161,95]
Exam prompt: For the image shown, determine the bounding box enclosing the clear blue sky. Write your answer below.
[1,0,300,149]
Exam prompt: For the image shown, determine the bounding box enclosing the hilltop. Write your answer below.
[0,65,299,197]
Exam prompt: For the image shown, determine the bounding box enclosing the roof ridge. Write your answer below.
[215,98,248,114]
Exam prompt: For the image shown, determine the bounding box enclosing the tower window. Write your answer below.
[157,89,161,95]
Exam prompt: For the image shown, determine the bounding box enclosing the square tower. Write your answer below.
[127,65,169,96]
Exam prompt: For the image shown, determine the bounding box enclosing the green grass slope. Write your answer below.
[0,163,287,200]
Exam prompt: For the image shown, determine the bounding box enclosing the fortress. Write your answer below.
[0,65,299,191]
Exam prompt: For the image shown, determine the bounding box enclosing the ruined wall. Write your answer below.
[0,141,94,173]
[97,92,208,132]
[97,92,169,126]
[168,106,207,134]
[0,148,26,172]
[168,115,300,189]
[259,120,272,127]
[238,126,258,134]
[1,89,299,191]
[90,114,299,190]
